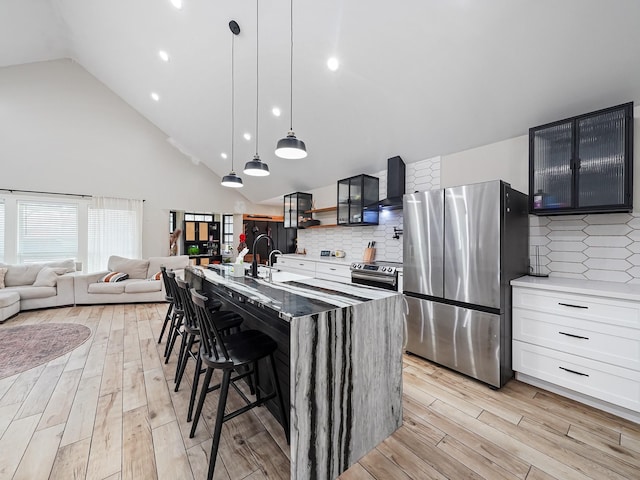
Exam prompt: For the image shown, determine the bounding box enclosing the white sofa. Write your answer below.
[0,259,77,322]
[74,255,189,305]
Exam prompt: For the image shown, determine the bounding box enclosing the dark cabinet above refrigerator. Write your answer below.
[529,102,633,215]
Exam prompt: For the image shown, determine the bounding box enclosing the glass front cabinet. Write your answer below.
[337,174,379,225]
[283,192,312,229]
[529,102,633,215]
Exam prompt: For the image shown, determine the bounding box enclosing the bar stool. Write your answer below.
[157,266,175,345]
[189,289,289,480]
[173,278,244,421]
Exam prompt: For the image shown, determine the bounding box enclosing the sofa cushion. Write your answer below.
[108,256,150,280]
[147,255,189,278]
[0,267,6,288]
[4,285,57,299]
[0,290,20,307]
[125,280,162,294]
[4,259,76,287]
[33,267,68,287]
[100,272,129,283]
[88,282,126,294]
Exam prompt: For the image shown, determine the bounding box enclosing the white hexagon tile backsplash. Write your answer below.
[530,213,640,284]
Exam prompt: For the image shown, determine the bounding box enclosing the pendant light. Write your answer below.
[244,0,270,176]
[275,0,307,159]
[221,20,244,188]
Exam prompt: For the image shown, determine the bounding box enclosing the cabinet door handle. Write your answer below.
[329,267,336,271]
[559,331,589,340]
[559,366,589,377]
[558,302,588,309]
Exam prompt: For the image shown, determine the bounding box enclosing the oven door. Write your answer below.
[351,271,398,291]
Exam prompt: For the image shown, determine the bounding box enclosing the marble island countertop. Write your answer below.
[188,264,399,321]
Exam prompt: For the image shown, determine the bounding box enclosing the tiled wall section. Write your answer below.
[530,213,640,284]
[297,156,440,263]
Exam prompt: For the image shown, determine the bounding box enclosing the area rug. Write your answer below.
[0,323,91,379]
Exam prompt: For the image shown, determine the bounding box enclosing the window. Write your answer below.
[17,200,78,263]
[170,210,177,233]
[0,201,4,262]
[223,214,234,246]
[88,197,143,272]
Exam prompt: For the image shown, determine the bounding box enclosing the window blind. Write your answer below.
[17,200,78,263]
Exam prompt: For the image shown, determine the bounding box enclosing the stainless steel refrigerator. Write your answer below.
[403,180,528,388]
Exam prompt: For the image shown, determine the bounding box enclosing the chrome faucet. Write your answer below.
[251,233,273,278]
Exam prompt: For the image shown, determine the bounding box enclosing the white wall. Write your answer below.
[441,135,529,194]
[0,59,279,258]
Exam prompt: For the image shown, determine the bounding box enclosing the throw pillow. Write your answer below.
[33,267,68,287]
[148,271,162,281]
[0,267,7,289]
[100,272,129,283]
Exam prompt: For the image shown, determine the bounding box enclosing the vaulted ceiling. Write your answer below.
[2,0,640,204]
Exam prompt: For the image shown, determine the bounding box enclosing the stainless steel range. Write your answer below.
[350,261,401,291]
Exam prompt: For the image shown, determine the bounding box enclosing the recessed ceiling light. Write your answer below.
[150,92,160,102]
[327,57,340,71]
[243,133,251,141]
[170,0,183,10]
[221,153,228,159]
[272,107,281,117]
[158,50,170,62]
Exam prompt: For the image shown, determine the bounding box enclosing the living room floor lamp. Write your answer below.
[221,20,244,188]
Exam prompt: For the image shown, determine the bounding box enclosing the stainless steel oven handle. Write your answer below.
[351,271,397,286]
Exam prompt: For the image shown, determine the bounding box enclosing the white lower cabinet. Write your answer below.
[512,276,640,418]
[314,262,351,282]
[275,256,353,284]
[276,257,316,277]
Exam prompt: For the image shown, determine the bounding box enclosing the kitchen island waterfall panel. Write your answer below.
[186,266,403,479]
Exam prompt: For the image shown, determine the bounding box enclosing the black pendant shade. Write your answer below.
[275,130,307,159]
[243,155,270,176]
[221,171,243,188]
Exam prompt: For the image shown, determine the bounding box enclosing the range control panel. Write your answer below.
[350,263,397,276]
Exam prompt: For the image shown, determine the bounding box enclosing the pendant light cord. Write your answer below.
[289,0,294,131]
[255,0,259,157]
[231,32,235,171]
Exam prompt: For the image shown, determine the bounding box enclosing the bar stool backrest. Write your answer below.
[191,289,233,367]
[175,278,197,331]
[160,266,173,301]
[166,270,183,313]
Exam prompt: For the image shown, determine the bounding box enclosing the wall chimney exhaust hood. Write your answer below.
[377,155,406,209]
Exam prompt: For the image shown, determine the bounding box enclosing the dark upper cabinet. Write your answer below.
[529,102,633,215]
[337,174,379,225]
[283,192,312,229]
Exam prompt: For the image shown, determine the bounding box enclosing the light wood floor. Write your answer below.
[1,304,639,480]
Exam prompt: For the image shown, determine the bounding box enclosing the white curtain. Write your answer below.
[88,196,143,272]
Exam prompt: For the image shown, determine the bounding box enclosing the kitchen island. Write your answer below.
[186,265,404,479]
